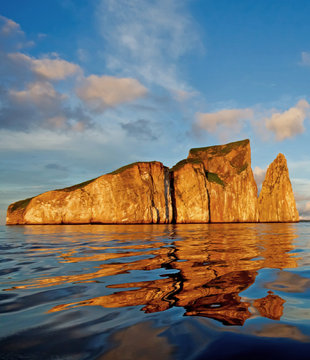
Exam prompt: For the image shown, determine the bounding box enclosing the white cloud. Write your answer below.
[97,0,202,97]
[10,81,66,104]
[195,108,253,133]
[265,99,310,141]
[76,74,147,111]
[8,52,81,80]
[297,201,310,220]
[300,51,310,66]
[253,166,266,188]
[0,15,23,36]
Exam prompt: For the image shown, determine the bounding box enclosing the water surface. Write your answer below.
[1,223,310,359]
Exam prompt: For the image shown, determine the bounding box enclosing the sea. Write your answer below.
[1,222,310,360]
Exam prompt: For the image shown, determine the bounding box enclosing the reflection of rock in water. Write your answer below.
[184,271,255,325]
[15,224,298,326]
[253,292,285,320]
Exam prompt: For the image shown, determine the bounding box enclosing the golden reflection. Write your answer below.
[8,223,300,326]
[253,291,285,320]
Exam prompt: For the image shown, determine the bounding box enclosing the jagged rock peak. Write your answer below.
[258,153,299,222]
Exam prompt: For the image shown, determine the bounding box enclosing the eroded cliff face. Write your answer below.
[170,159,209,223]
[6,162,173,225]
[6,139,299,224]
[258,153,299,222]
[188,139,258,222]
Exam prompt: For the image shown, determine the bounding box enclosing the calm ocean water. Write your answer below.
[1,223,310,359]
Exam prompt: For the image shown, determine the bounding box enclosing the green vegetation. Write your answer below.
[61,178,98,192]
[108,161,159,175]
[170,158,203,172]
[10,197,33,212]
[206,172,225,186]
[189,139,249,157]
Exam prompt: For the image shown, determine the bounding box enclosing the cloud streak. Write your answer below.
[8,52,81,80]
[97,0,202,97]
[76,75,147,112]
[265,99,309,141]
[300,51,310,66]
[253,166,266,188]
[194,108,253,134]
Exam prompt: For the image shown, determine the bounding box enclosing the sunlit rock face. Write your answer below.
[6,139,299,224]
[6,162,173,225]
[258,153,299,222]
[188,139,258,222]
[170,159,209,223]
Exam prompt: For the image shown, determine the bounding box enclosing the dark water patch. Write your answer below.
[0,286,85,314]
[0,267,20,276]
[194,332,310,360]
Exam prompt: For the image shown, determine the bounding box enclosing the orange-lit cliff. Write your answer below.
[6,139,299,224]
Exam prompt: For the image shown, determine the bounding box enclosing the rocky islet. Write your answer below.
[6,139,299,224]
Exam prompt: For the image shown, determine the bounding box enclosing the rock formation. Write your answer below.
[6,139,299,224]
[6,161,173,225]
[170,159,209,223]
[188,139,258,222]
[258,153,299,222]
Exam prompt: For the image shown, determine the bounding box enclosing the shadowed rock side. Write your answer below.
[6,162,173,225]
[188,139,258,222]
[258,153,299,222]
[170,159,209,223]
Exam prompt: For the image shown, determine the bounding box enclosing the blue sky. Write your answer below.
[1,0,310,224]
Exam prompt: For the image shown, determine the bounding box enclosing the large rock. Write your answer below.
[170,159,209,223]
[6,162,173,225]
[188,139,258,222]
[6,139,299,225]
[258,153,299,222]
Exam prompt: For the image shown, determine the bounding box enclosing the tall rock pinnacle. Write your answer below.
[258,153,299,222]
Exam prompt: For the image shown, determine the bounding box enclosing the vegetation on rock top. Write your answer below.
[60,178,98,192]
[108,161,160,175]
[189,139,249,157]
[170,158,203,172]
[10,197,33,212]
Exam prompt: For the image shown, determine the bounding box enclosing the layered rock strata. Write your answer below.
[6,140,299,224]
[258,153,299,222]
[188,139,258,222]
[6,162,173,225]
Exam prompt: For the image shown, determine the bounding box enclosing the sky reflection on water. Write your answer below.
[1,223,310,359]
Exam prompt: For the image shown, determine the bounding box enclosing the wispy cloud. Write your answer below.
[194,108,253,134]
[0,14,23,36]
[8,52,81,80]
[297,201,310,219]
[76,75,147,112]
[97,0,202,98]
[0,14,152,132]
[121,119,158,141]
[253,166,266,189]
[300,51,310,66]
[265,99,309,141]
